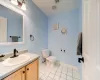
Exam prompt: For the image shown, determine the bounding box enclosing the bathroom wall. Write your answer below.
[0,0,48,54]
[78,0,82,79]
[79,0,82,32]
[48,9,80,66]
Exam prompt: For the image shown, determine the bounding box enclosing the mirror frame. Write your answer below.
[0,1,25,45]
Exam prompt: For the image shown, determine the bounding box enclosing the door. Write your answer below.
[4,68,25,80]
[0,17,7,42]
[82,0,100,80]
[26,59,39,80]
[4,74,15,80]
[14,67,25,80]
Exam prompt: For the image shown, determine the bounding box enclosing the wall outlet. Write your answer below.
[61,49,62,51]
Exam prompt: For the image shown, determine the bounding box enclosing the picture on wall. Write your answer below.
[53,23,59,30]
[61,28,67,34]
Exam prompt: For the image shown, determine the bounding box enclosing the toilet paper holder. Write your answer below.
[78,57,84,63]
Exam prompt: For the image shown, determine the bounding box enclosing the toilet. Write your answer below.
[42,49,57,67]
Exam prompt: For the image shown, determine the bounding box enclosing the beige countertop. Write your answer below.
[0,53,39,80]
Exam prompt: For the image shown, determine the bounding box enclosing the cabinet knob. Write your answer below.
[27,68,29,70]
[23,71,25,73]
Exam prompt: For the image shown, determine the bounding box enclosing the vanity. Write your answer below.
[0,52,39,80]
[4,59,39,80]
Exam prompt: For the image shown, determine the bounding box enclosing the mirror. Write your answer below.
[0,4,23,43]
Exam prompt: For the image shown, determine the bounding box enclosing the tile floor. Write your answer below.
[39,62,80,80]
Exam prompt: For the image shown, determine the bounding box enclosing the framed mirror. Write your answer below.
[0,4,24,44]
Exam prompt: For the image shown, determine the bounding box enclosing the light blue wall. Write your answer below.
[25,0,48,53]
[48,9,80,66]
[0,0,48,54]
[79,0,82,32]
[78,0,82,79]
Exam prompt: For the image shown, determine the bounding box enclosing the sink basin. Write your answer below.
[2,54,30,66]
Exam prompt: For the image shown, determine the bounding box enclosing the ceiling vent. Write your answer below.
[55,0,59,3]
[52,5,57,10]
[52,0,60,10]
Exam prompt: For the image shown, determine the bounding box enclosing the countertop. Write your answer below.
[0,53,39,80]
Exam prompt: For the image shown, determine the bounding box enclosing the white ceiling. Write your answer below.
[32,0,79,16]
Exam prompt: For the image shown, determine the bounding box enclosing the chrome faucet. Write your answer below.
[10,49,18,58]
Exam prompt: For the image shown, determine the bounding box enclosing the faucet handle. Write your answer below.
[0,55,5,58]
[16,50,18,53]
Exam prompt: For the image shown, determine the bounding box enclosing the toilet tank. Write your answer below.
[42,49,50,58]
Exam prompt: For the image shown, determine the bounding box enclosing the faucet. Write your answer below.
[0,54,5,62]
[0,55,5,58]
[10,49,18,58]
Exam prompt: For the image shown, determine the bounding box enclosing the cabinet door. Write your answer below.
[14,67,25,80]
[26,59,39,80]
[4,73,14,80]
[4,67,25,80]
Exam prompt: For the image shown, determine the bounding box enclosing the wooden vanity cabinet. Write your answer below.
[4,59,39,80]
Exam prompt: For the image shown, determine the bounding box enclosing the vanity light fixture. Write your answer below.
[10,0,26,10]
[11,0,18,5]
[21,1,26,10]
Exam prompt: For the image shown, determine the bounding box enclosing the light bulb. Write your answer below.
[21,3,26,10]
[11,0,18,5]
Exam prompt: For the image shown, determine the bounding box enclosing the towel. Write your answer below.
[11,36,19,42]
[77,32,82,55]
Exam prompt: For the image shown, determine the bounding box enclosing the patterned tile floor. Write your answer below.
[39,62,80,80]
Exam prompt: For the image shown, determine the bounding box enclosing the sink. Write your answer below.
[2,54,30,66]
